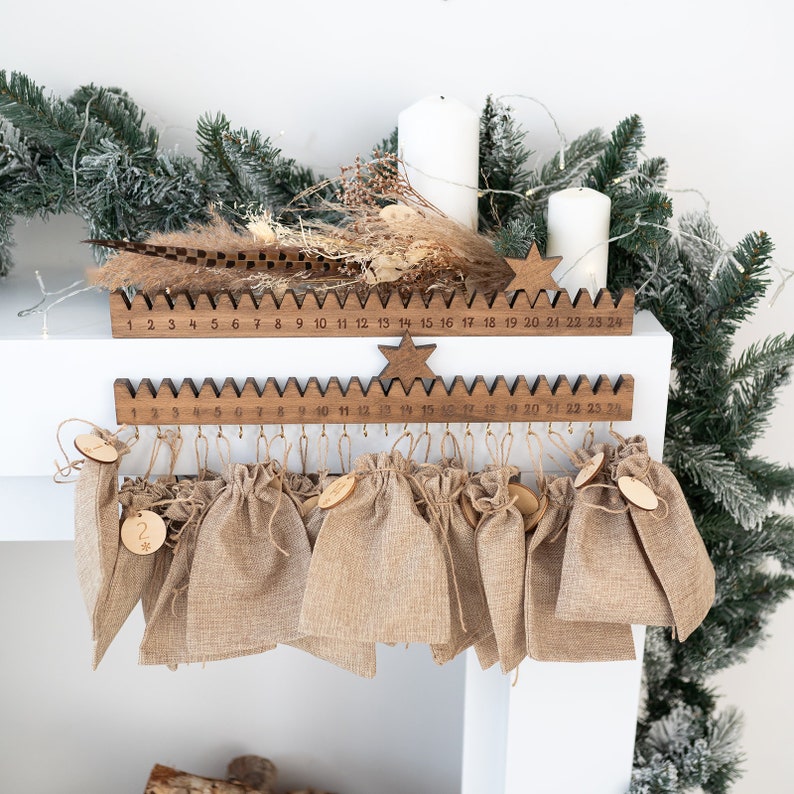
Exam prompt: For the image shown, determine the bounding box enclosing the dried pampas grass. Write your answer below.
[88,155,514,296]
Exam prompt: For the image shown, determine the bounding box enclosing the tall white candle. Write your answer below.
[546,187,612,297]
[397,95,480,230]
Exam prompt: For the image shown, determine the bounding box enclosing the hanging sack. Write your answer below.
[413,459,494,666]
[186,462,312,661]
[88,473,178,666]
[525,473,636,662]
[281,464,377,678]
[299,450,450,645]
[464,464,527,674]
[610,435,715,640]
[138,472,225,667]
[72,427,131,668]
[556,441,674,628]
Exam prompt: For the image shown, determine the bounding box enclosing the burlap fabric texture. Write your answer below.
[413,460,495,665]
[86,474,179,667]
[299,450,450,645]
[464,465,527,674]
[525,473,636,662]
[280,469,377,678]
[611,436,715,640]
[73,429,130,669]
[557,441,674,627]
[138,473,225,667]
[186,462,312,661]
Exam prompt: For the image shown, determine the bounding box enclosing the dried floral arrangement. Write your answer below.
[88,154,514,298]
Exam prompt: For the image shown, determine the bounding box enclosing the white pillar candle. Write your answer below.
[546,187,612,297]
[397,95,480,230]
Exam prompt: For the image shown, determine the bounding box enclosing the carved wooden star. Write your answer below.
[377,332,437,387]
[504,242,562,296]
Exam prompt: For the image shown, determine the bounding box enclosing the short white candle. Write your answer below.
[546,187,612,297]
[397,95,480,230]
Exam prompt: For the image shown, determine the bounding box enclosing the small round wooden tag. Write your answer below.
[508,482,540,517]
[574,451,605,488]
[301,494,320,516]
[120,510,166,555]
[74,433,118,464]
[459,492,480,529]
[523,494,549,532]
[618,476,659,511]
[318,473,357,509]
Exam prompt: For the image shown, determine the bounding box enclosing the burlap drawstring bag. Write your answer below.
[299,450,450,645]
[413,460,494,666]
[138,473,225,667]
[72,427,131,669]
[525,474,636,662]
[87,473,179,667]
[611,436,715,640]
[276,465,377,678]
[556,442,674,627]
[464,464,527,674]
[186,461,312,661]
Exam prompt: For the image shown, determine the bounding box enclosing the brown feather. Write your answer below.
[85,239,342,273]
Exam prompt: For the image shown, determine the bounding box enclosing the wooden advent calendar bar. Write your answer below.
[109,286,634,339]
[113,330,635,426]
[113,373,634,427]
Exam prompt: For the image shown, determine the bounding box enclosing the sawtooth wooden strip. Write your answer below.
[114,373,634,426]
[108,287,634,338]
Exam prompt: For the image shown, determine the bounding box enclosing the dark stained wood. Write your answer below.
[504,242,562,297]
[377,332,437,386]
[114,373,634,426]
[108,287,635,338]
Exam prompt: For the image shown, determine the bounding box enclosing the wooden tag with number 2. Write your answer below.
[120,510,166,555]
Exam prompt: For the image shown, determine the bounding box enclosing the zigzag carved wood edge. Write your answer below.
[114,374,634,426]
[109,287,634,338]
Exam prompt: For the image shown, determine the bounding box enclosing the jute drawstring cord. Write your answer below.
[53,418,132,482]
[215,426,232,468]
[525,424,547,495]
[338,425,352,473]
[547,425,588,468]
[261,435,295,557]
[462,423,475,473]
[299,425,310,474]
[413,423,433,464]
[439,425,463,465]
[170,582,189,619]
[194,428,209,479]
[485,423,514,468]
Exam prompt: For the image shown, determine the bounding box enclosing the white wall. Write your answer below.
[2,1,793,791]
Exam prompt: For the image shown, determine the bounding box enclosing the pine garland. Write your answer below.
[2,75,793,792]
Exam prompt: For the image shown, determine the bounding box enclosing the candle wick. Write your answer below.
[440,95,445,100]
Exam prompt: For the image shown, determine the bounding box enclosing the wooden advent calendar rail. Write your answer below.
[109,287,635,339]
[113,373,634,426]
[113,332,634,426]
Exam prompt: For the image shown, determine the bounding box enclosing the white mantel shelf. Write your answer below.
[1,264,672,794]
